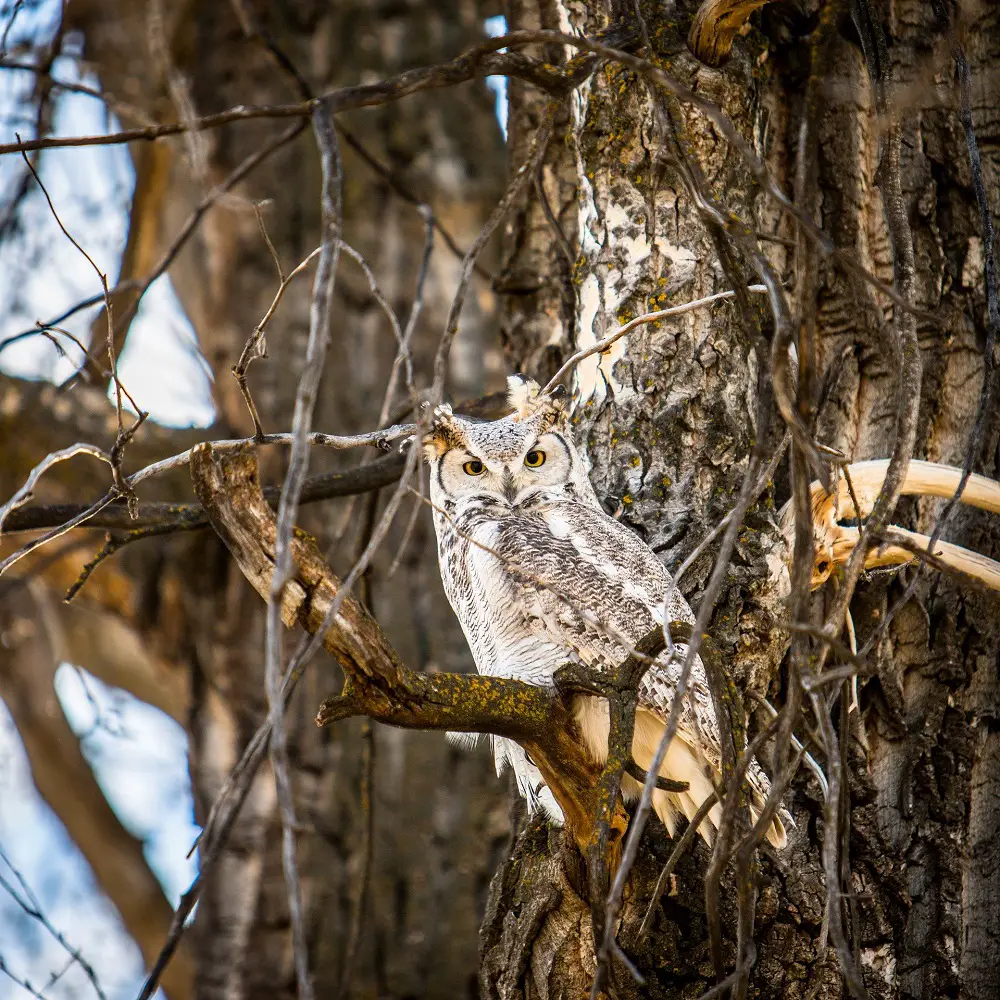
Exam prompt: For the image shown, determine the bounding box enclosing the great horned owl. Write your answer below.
[423,376,786,848]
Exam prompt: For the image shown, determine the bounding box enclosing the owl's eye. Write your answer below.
[463,459,486,476]
[524,450,546,468]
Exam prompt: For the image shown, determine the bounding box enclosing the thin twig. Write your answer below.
[0,313,120,377]
[0,958,50,1000]
[0,444,111,533]
[0,0,25,57]
[232,244,322,439]
[63,523,180,602]
[542,286,767,394]
[125,425,412,488]
[0,845,107,1000]
[0,58,151,122]
[19,142,147,512]
[637,789,719,939]
[0,493,118,578]
[749,694,828,798]
[533,172,575,270]
[264,100,344,1000]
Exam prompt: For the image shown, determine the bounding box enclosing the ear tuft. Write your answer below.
[507,373,569,430]
[506,374,541,420]
[422,403,467,459]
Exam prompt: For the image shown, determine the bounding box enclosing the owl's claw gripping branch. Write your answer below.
[189,441,626,851]
[624,761,690,794]
[551,626,699,941]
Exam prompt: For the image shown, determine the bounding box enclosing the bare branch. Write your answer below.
[0,444,111,533]
[0,39,575,158]
[0,845,107,1000]
[19,143,148,512]
[262,99,345,1000]
[542,285,767,394]
[0,493,118,578]
[232,243,323,440]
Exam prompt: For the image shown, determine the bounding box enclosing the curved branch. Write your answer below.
[688,0,774,67]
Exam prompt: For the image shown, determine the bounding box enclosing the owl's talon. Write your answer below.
[553,662,610,698]
[625,759,689,793]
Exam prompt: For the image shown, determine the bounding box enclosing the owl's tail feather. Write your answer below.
[631,712,788,850]
[573,698,789,849]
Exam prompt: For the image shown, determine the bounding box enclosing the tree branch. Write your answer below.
[0,42,577,158]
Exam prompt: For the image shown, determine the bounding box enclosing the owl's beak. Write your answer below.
[501,470,518,504]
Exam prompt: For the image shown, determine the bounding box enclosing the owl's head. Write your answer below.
[423,376,598,513]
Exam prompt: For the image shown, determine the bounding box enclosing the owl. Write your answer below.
[423,376,787,849]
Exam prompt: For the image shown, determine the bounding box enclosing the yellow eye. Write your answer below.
[524,450,546,468]
[463,459,485,476]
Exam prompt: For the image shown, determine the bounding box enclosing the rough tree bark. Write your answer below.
[2,1,999,999]
[482,2,1000,999]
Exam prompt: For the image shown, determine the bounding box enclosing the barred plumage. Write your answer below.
[424,376,787,848]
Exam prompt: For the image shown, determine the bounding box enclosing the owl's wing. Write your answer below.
[491,501,787,848]
[490,501,719,748]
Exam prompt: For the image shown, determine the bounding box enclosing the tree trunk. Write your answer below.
[484,2,1000,998]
